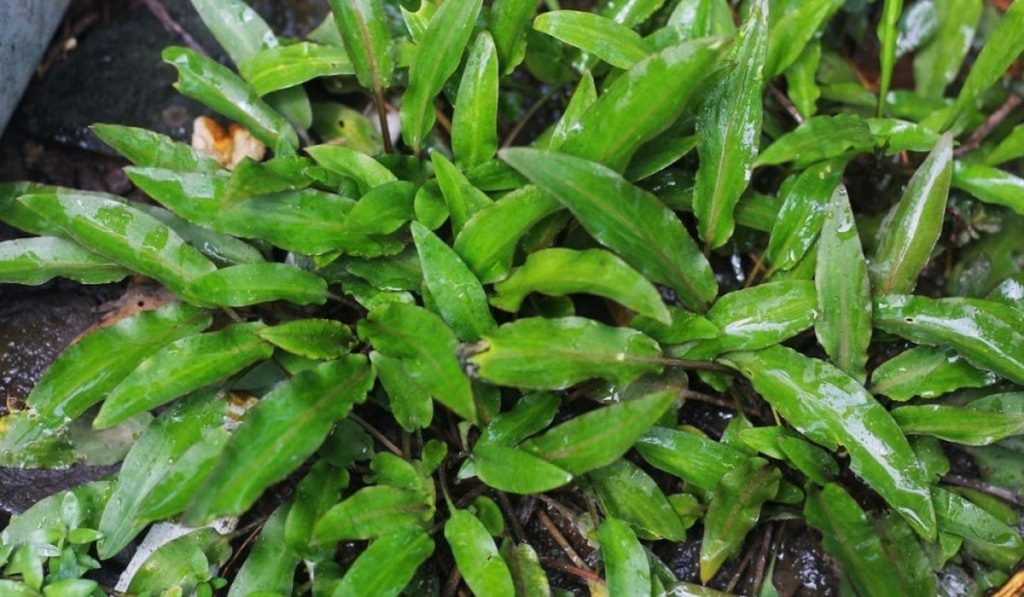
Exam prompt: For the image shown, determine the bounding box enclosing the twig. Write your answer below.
[941,475,1024,507]
[441,566,462,597]
[536,510,591,572]
[373,86,394,153]
[768,84,804,125]
[222,519,266,576]
[539,557,606,584]
[954,93,1022,156]
[749,524,775,594]
[498,491,528,543]
[680,389,735,411]
[141,0,208,55]
[744,252,768,289]
[349,413,403,456]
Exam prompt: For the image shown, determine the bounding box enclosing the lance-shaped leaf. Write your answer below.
[400,0,483,151]
[558,38,724,170]
[693,0,769,248]
[91,124,222,173]
[240,42,355,96]
[94,323,272,428]
[329,0,393,90]
[284,460,349,561]
[228,501,299,597]
[445,509,516,597]
[477,392,560,447]
[411,222,496,341]
[625,135,699,182]
[914,0,982,98]
[549,71,597,151]
[136,426,230,523]
[933,487,1024,571]
[465,316,662,390]
[765,0,844,76]
[669,0,735,38]
[489,0,534,73]
[502,148,716,311]
[257,319,355,360]
[502,542,550,597]
[804,484,910,597]
[764,161,844,273]
[869,133,953,294]
[870,346,997,401]
[335,527,434,597]
[873,294,1024,385]
[892,401,1024,446]
[986,124,1024,166]
[755,114,873,167]
[815,185,871,382]
[126,528,231,594]
[472,443,574,494]
[96,393,226,558]
[875,0,903,115]
[700,458,780,582]
[492,248,671,323]
[219,191,366,255]
[0,237,129,285]
[533,11,652,69]
[453,32,499,168]
[371,351,433,431]
[720,346,936,539]
[454,186,561,283]
[17,191,217,295]
[134,203,265,267]
[222,157,312,209]
[0,303,211,452]
[358,303,477,423]
[432,152,494,234]
[588,459,688,541]
[314,485,431,542]
[185,263,328,307]
[163,47,298,154]
[186,355,374,522]
[306,144,396,193]
[1,182,90,237]
[636,426,746,492]
[951,161,1024,216]
[519,390,675,474]
[597,518,651,596]
[946,0,1024,127]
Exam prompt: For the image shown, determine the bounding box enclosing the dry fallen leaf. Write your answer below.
[192,115,265,169]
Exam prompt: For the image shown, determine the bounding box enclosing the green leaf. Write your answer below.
[411,221,496,341]
[17,191,217,295]
[932,486,1024,570]
[869,133,953,294]
[478,392,560,447]
[257,319,355,360]
[306,144,397,194]
[91,124,222,172]
[96,393,226,558]
[693,0,769,249]
[371,351,433,431]
[400,0,483,152]
[952,161,1024,216]
[873,294,1024,385]
[597,518,651,596]
[472,443,574,493]
[700,458,780,582]
[190,0,274,65]
[228,501,299,597]
[239,42,354,96]
[489,0,535,73]
[186,356,374,522]
[985,123,1024,166]
[721,346,936,540]
[334,527,434,597]
[548,71,597,151]
[185,263,328,307]
[668,0,735,38]
[893,401,1024,446]
[558,38,724,170]
[870,345,997,401]
[127,528,230,593]
[519,390,675,474]
[636,426,747,492]
[445,509,516,597]
[133,203,265,267]
[765,0,843,76]
[453,32,500,168]
[163,47,298,154]
[0,303,210,452]
[632,307,719,344]
[136,426,230,523]
[764,160,844,273]
[502,148,716,312]
[314,486,430,542]
[913,0,982,98]
[222,156,312,209]
[502,542,551,597]
[815,185,872,382]
[755,114,873,167]
[431,152,494,234]
[358,303,477,422]
[466,316,662,390]
[94,323,272,428]
[329,0,393,90]
[785,42,822,118]
[284,460,348,561]
[588,459,687,541]
[0,237,129,285]
[625,135,699,182]
[492,248,671,323]
[946,0,1024,127]
[876,0,903,115]
[533,11,652,69]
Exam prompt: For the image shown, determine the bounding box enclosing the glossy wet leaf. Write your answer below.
[815,185,871,382]
[472,443,573,494]
[96,393,225,558]
[314,485,430,542]
[452,32,499,168]
[932,487,1024,571]
[985,124,1024,166]
[869,133,953,294]
[502,148,716,311]
[186,355,374,522]
[0,237,129,285]
[492,248,671,323]
[228,501,298,597]
[91,124,222,172]
[334,527,434,597]
[466,316,662,390]
[597,517,650,596]
[534,11,651,69]
[477,392,560,448]
[136,425,230,523]
[18,191,217,295]
[127,528,230,594]
[870,345,997,401]
[952,161,1024,216]
[637,426,747,493]
[913,0,981,98]
[721,346,936,539]
[518,390,675,474]
[764,161,844,273]
[755,114,873,167]
[257,319,355,360]
[400,0,483,152]
[329,0,393,91]
[876,0,903,115]
[873,294,1024,385]
[893,402,1024,446]
[222,156,312,208]
[693,0,768,249]
[306,144,396,194]
[94,323,271,428]
[624,135,699,182]
[700,457,780,582]
[445,509,515,597]
[558,38,724,171]
[588,459,687,541]
[185,263,328,307]
[765,0,843,76]
[411,221,496,341]
[358,303,477,422]
[502,542,550,597]
[134,203,265,267]
[431,152,493,235]
[240,42,354,96]
[548,71,597,151]
[371,351,433,431]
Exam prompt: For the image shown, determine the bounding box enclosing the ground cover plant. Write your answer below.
[1,0,1023,594]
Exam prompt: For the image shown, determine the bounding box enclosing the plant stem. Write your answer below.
[373,84,394,153]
